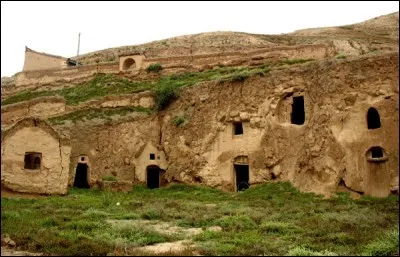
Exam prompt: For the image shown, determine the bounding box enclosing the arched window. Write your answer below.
[367,107,381,129]
[366,146,387,162]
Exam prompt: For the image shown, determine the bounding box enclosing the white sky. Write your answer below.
[1,1,398,77]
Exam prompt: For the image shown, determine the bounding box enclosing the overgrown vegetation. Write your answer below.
[153,82,181,111]
[2,65,273,108]
[102,175,118,182]
[2,74,154,106]
[173,115,186,126]
[1,182,398,256]
[0,58,313,110]
[47,106,152,125]
[147,63,163,72]
[335,53,347,59]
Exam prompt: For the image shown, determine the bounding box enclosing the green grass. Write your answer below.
[47,106,152,125]
[362,228,399,256]
[1,182,398,256]
[2,58,316,108]
[2,66,272,108]
[278,58,315,66]
[2,74,153,106]
[287,246,338,256]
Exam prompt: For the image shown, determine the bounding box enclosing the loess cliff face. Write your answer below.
[1,12,398,197]
[160,53,399,197]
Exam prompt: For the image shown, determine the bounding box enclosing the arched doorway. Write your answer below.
[73,163,89,188]
[367,107,381,129]
[234,156,249,192]
[146,165,160,189]
[365,146,389,197]
[122,58,136,71]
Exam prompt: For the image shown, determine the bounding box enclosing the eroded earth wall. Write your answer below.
[1,53,398,197]
[159,53,399,197]
[1,119,71,195]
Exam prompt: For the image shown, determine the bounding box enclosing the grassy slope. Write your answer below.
[47,106,153,125]
[1,182,398,256]
[1,59,313,108]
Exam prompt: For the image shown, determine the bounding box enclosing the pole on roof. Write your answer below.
[76,32,81,66]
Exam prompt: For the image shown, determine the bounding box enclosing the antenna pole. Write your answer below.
[76,32,81,66]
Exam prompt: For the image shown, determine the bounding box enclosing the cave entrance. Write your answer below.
[235,164,249,191]
[365,147,389,197]
[291,96,305,125]
[73,163,89,188]
[146,165,160,189]
[234,156,249,192]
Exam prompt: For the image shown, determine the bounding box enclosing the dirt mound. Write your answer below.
[76,12,398,65]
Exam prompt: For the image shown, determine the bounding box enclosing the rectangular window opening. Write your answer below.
[371,148,383,158]
[234,122,243,135]
[150,153,155,160]
[24,152,42,170]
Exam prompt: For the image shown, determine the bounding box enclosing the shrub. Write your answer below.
[173,116,185,126]
[154,82,180,111]
[147,63,163,72]
[231,73,249,82]
[102,175,118,182]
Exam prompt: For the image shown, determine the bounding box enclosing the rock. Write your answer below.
[2,236,16,247]
[310,145,321,153]
[139,97,155,108]
[8,240,16,247]
[344,94,357,106]
[239,112,250,121]
[217,122,226,132]
[124,158,130,165]
[207,226,222,232]
[217,113,226,122]
[250,117,261,127]
[229,110,239,117]
[378,89,387,95]
[200,95,209,102]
